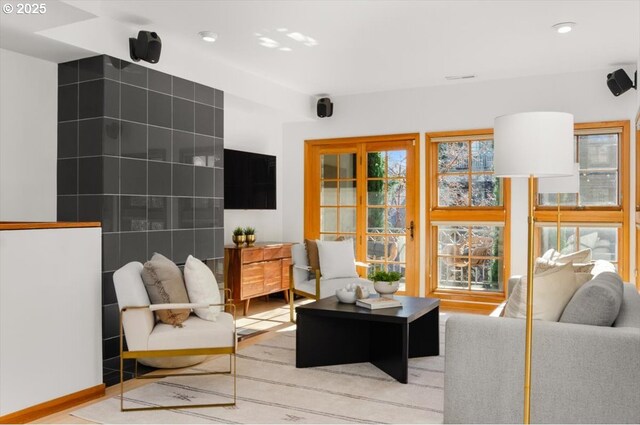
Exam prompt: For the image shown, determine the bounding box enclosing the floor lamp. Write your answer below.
[538,163,580,252]
[493,112,575,424]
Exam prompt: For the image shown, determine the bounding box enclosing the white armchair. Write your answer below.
[113,261,237,411]
[289,243,373,321]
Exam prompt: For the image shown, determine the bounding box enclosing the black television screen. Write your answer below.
[224,149,276,210]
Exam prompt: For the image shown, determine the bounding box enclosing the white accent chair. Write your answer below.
[289,243,374,321]
[113,261,237,411]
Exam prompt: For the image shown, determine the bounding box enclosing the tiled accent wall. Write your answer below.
[56,55,224,386]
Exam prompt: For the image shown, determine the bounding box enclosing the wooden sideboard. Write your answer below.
[224,242,292,316]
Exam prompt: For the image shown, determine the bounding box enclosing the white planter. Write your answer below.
[373,280,400,296]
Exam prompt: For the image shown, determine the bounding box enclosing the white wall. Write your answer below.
[224,95,285,245]
[282,69,637,294]
[0,48,57,221]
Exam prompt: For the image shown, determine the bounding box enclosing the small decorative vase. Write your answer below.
[245,234,256,247]
[374,281,400,297]
[335,288,357,304]
[232,234,246,247]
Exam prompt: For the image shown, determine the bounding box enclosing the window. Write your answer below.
[535,121,630,279]
[427,129,510,300]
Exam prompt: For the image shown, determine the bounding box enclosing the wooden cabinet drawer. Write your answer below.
[242,248,264,264]
[281,258,291,289]
[241,263,264,298]
[264,260,282,292]
[263,246,284,261]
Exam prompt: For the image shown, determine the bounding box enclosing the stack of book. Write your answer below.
[356,297,402,310]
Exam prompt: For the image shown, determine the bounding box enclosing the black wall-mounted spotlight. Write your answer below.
[606,69,636,96]
[129,30,162,64]
[317,97,333,118]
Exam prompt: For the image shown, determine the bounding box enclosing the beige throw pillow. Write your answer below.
[504,262,583,321]
[141,253,190,327]
[305,239,321,272]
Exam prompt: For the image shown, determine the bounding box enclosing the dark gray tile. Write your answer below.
[121,121,147,159]
[57,196,78,221]
[104,56,121,81]
[195,166,214,197]
[58,61,78,85]
[173,98,194,132]
[58,122,78,158]
[148,230,172,259]
[78,80,103,119]
[120,196,148,231]
[102,271,116,305]
[172,164,193,196]
[194,135,215,167]
[79,56,104,81]
[148,91,171,128]
[172,198,194,229]
[214,89,224,109]
[148,69,171,94]
[78,157,102,194]
[121,84,147,124]
[194,198,214,228]
[104,79,120,119]
[173,230,194,263]
[195,228,215,260]
[103,156,120,194]
[195,103,214,136]
[102,233,120,271]
[214,228,224,258]
[78,195,102,222]
[148,126,172,162]
[214,137,223,168]
[173,130,194,164]
[213,198,223,227]
[78,118,103,157]
[173,76,194,100]
[148,161,171,196]
[195,83,214,106]
[102,195,119,233]
[57,158,77,195]
[214,168,224,197]
[58,84,78,121]
[121,62,147,88]
[148,196,170,231]
[102,303,120,339]
[214,108,223,138]
[121,158,147,195]
[120,232,147,265]
[103,336,120,360]
[103,119,120,156]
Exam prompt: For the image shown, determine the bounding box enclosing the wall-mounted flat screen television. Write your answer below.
[224,149,276,210]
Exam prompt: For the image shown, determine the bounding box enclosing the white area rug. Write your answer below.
[72,314,448,424]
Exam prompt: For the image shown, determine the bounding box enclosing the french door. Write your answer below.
[304,134,419,295]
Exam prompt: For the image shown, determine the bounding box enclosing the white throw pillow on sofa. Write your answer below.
[316,240,358,280]
[184,255,221,321]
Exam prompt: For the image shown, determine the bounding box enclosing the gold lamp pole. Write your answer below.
[494,112,574,424]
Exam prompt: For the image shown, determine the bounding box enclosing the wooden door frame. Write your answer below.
[304,133,421,296]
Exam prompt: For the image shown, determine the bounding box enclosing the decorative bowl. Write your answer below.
[374,281,400,296]
[336,288,357,304]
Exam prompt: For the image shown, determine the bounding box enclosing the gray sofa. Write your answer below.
[444,281,640,424]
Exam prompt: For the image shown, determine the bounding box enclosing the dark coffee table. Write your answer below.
[295,295,439,383]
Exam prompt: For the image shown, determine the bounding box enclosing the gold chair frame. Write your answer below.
[119,288,237,412]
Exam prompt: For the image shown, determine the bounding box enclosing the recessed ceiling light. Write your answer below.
[198,31,218,42]
[552,22,576,34]
[445,75,476,80]
[279,47,292,52]
[276,28,288,32]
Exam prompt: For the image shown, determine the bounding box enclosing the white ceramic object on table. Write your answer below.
[374,281,400,296]
[336,288,357,304]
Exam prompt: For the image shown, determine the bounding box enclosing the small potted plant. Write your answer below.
[368,270,402,297]
[244,226,256,247]
[232,227,245,247]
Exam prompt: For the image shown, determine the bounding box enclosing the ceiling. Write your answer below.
[1,0,639,97]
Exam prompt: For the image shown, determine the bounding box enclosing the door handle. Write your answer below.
[407,221,414,241]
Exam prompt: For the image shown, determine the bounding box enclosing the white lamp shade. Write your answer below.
[493,112,575,177]
[538,162,580,193]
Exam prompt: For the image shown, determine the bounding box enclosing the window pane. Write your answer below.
[368,180,385,205]
[321,181,337,206]
[541,226,578,254]
[438,175,469,206]
[339,181,356,206]
[539,193,577,206]
[386,207,406,233]
[339,207,356,233]
[321,154,337,179]
[471,226,503,257]
[471,175,502,206]
[579,227,617,262]
[471,140,494,172]
[438,226,468,254]
[367,207,385,233]
[367,235,387,261]
[339,153,356,178]
[388,150,407,178]
[368,152,385,178]
[470,258,503,292]
[438,257,468,289]
[387,180,406,206]
[320,207,337,232]
[578,134,618,169]
[580,171,617,206]
[438,142,469,173]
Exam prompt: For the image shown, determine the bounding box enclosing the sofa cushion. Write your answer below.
[316,239,358,279]
[184,255,221,321]
[304,239,320,271]
[141,253,190,327]
[613,283,640,328]
[504,262,582,321]
[560,271,623,327]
